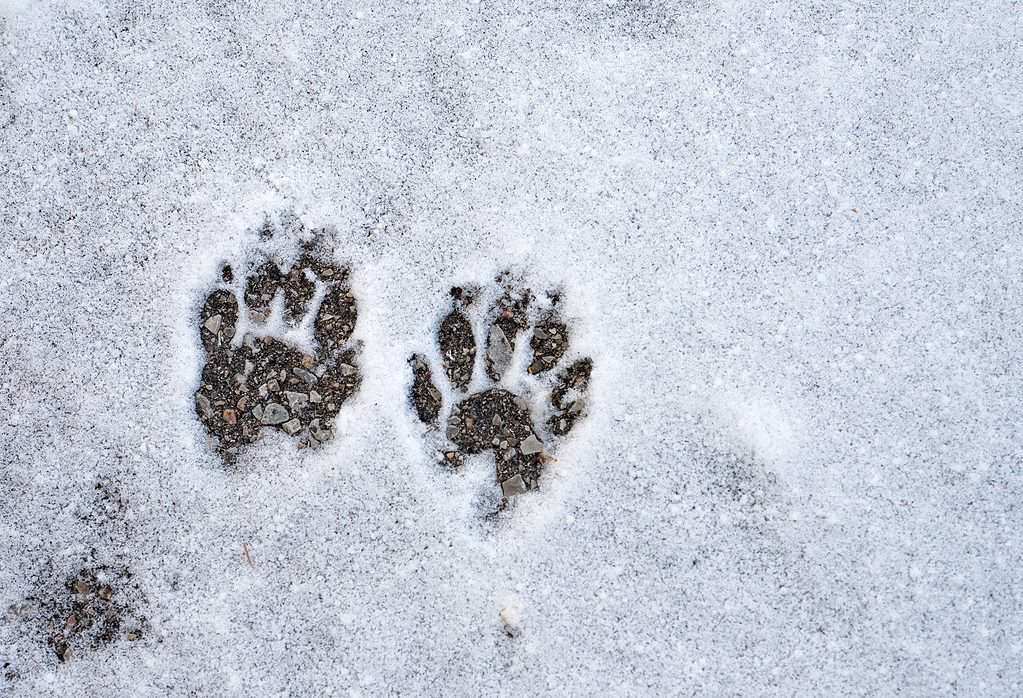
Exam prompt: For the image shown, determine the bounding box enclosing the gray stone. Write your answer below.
[339,363,357,377]
[487,325,513,377]
[204,314,222,334]
[285,391,309,409]
[501,474,528,498]
[309,419,333,442]
[293,367,317,384]
[519,434,544,455]
[281,418,302,436]
[195,393,212,418]
[309,391,322,403]
[260,402,289,425]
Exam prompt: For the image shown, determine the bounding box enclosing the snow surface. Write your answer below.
[1,0,1021,695]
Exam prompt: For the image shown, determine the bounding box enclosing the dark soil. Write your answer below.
[448,388,544,496]
[486,281,532,381]
[409,354,442,423]
[548,358,593,435]
[438,309,475,391]
[528,319,569,375]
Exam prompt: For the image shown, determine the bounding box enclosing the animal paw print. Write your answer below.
[409,276,593,501]
[45,566,148,663]
[194,224,359,460]
[4,561,147,667]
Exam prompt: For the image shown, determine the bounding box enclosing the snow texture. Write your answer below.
[1,0,1021,695]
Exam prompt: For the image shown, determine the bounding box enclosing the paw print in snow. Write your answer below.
[409,276,592,501]
[194,224,359,461]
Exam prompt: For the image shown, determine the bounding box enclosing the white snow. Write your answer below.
[1,0,1021,695]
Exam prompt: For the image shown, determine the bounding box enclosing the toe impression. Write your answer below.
[439,308,475,391]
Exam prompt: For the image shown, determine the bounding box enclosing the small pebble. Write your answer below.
[501,474,528,497]
[285,391,309,409]
[309,419,333,442]
[519,434,544,455]
[195,394,212,417]
[260,402,289,425]
[204,315,222,334]
[293,367,317,384]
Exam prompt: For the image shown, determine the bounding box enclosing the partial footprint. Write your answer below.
[43,565,148,663]
[194,221,360,461]
[409,274,593,506]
